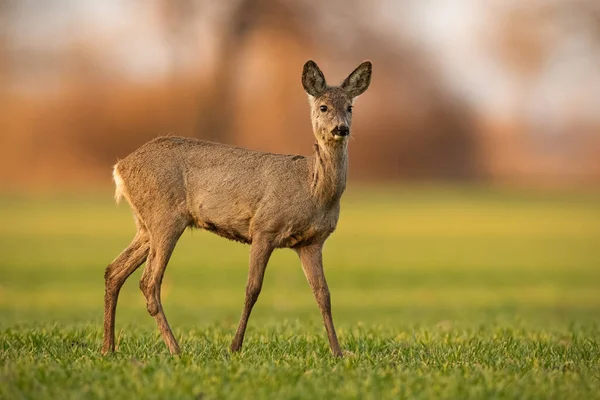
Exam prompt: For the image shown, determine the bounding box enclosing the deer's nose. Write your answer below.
[334,125,350,136]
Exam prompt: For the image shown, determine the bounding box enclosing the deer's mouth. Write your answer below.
[331,129,350,138]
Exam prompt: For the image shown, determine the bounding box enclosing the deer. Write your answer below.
[102,60,372,357]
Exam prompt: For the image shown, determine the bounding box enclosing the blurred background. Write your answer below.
[0,1,599,340]
[1,0,600,189]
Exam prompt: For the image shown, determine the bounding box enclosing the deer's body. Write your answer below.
[102,60,372,357]
[115,137,343,249]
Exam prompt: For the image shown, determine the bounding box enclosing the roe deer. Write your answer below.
[102,60,372,357]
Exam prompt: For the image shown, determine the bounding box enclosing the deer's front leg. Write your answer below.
[230,238,274,353]
[297,243,343,357]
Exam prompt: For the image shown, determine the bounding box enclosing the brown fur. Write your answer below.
[102,60,372,357]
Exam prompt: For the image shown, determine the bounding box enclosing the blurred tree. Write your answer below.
[158,0,311,143]
[484,0,600,182]
[0,0,11,95]
[159,0,199,73]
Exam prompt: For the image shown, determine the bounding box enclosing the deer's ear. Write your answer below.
[341,61,372,98]
[302,60,327,97]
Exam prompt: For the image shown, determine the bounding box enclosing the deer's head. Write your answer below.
[302,60,372,145]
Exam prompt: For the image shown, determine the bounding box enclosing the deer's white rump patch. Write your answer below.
[113,165,125,204]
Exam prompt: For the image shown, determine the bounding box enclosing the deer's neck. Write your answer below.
[310,141,348,205]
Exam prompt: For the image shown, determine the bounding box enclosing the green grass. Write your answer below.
[0,186,599,399]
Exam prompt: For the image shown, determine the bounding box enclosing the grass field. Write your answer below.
[0,186,599,399]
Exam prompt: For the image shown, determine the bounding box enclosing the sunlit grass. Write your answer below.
[0,186,599,399]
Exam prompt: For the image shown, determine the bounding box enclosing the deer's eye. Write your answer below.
[347,106,353,113]
[319,105,328,112]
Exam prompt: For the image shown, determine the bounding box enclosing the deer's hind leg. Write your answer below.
[139,217,189,355]
[102,228,150,354]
